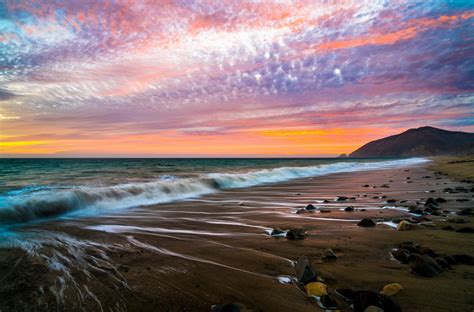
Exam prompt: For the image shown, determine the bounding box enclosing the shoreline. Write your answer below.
[0,161,473,311]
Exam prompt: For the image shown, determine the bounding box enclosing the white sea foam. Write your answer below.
[0,158,429,225]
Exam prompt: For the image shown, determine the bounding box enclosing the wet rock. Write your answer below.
[456,198,469,202]
[287,228,306,240]
[380,283,403,296]
[380,184,390,188]
[457,208,472,216]
[270,228,286,237]
[399,241,420,253]
[392,249,412,264]
[443,255,458,265]
[386,199,397,204]
[318,295,338,310]
[352,291,402,312]
[295,256,317,285]
[419,247,438,258]
[435,197,447,203]
[336,196,349,201]
[456,227,474,233]
[305,204,316,211]
[295,209,306,214]
[360,209,367,212]
[397,220,411,231]
[442,225,455,231]
[322,200,330,203]
[410,255,444,277]
[344,206,355,212]
[321,248,337,261]
[358,218,376,227]
[319,209,331,213]
[362,184,370,187]
[305,282,327,296]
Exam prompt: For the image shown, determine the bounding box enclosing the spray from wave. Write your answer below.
[0,158,429,226]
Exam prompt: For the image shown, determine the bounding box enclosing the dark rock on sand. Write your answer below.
[386,199,397,203]
[456,227,474,233]
[336,196,349,201]
[399,242,420,253]
[451,254,474,265]
[442,226,455,231]
[457,208,472,216]
[319,209,331,213]
[358,218,376,227]
[448,218,466,224]
[305,204,316,211]
[410,255,444,277]
[352,291,402,312]
[456,198,469,202]
[295,256,317,285]
[286,228,306,240]
[435,197,447,203]
[318,295,338,309]
[435,258,450,270]
[392,249,412,264]
[321,248,337,261]
[424,198,438,207]
[295,209,306,214]
[419,247,438,258]
[270,228,286,237]
[344,206,355,212]
[362,184,370,187]
[335,289,369,302]
[443,255,458,265]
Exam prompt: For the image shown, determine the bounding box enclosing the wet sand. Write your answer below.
[1,163,473,311]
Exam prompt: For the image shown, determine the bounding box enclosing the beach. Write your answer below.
[0,159,473,311]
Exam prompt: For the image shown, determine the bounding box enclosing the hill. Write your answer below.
[349,126,474,157]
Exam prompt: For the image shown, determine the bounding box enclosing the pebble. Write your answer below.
[358,218,376,227]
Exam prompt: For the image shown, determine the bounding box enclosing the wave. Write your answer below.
[0,158,429,226]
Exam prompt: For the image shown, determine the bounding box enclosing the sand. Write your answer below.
[0,162,473,311]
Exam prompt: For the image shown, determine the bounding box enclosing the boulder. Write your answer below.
[392,249,412,264]
[358,218,376,227]
[380,283,403,296]
[305,282,328,296]
[435,197,447,203]
[295,256,317,285]
[352,291,402,312]
[397,220,411,231]
[410,255,444,277]
[386,199,397,204]
[305,204,316,211]
[336,196,349,201]
[344,206,355,212]
[287,228,306,240]
[321,248,337,261]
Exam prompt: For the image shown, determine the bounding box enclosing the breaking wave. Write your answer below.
[0,158,429,226]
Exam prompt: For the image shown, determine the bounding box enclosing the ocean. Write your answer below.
[0,157,428,228]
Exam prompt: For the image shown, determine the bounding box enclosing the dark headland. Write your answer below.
[350,126,474,158]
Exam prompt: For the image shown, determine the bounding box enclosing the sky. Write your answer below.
[0,1,473,157]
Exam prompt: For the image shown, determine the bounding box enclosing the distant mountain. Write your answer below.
[349,126,474,157]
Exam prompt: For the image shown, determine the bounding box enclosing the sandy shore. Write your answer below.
[0,162,473,311]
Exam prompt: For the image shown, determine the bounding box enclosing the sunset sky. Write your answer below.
[0,1,473,157]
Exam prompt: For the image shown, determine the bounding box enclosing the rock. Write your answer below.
[435,197,447,203]
[386,199,397,204]
[305,282,328,296]
[295,209,306,214]
[397,220,411,231]
[380,184,390,188]
[353,291,402,312]
[456,198,469,202]
[442,225,455,231]
[336,196,349,201]
[456,227,474,233]
[358,218,376,227]
[392,249,412,264]
[443,255,458,265]
[344,206,355,212]
[448,218,466,224]
[451,254,474,265]
[336,289,368,302]
[211,303,246,312]
[419,247,438,258]
[305,204,316,211]
[339,153,348,158]
[295,256,317,285]
[424,198,438,207]
[380,283,403,296]
[410,255,444,277]
[287,228,306,240]
[270,228,286,237]
[435,258,450,270]
[362,184,370,187]
[364,306,384,312]
[457,208,472,216]
[322,199,330,203]
[321,248,337,261]
[319,209,331,213]
[318,295,338,309]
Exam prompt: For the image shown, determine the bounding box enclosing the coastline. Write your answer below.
[0,161,473,311]
[427,155,474,182]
